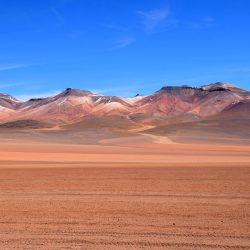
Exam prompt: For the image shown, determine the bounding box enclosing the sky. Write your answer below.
[0,0,250,100]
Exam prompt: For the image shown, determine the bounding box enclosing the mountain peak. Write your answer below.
[159,85,200,93]
[0,93,20,110]
[134,93,143,97]
[201,82,245,91]
[60,88,93,97]
[0,93,19,102]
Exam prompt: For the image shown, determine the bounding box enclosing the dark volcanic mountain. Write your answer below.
[0,82,249,127]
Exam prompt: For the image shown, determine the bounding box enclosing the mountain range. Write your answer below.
[0,82,249,140]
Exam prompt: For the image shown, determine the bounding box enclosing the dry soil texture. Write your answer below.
[0,139,249,249]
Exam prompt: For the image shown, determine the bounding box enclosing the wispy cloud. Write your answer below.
[138,8,170,34]
[51,7,64,26]
[0,82,25,89]
[112,37,134,49]
[0,64,31,71]
[203,16,215,27]
[15,90,60,101]
[189,16,215,29]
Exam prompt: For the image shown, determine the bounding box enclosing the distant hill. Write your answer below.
[0,82,249,143]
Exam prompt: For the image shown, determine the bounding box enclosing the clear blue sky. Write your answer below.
[0,0,250,99]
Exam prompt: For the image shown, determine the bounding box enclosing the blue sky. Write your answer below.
[0,0,250,99]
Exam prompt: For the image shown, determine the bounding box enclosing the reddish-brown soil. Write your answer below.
[0,139,249,249]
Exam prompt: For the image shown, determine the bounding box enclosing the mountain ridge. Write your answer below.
[0,82,249,126]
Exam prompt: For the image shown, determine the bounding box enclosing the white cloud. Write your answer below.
[189,16,215,29]
[0,64,30,71]
[203,16,215,23]
[138,8,170,33]
[51,8,65,26]
[203,16,215,27]
[113,37,134,49]
[0,82,24,89]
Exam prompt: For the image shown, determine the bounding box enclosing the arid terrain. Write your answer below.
[0,82,249,249]
[0,130,249,249]
[1,0,249,247]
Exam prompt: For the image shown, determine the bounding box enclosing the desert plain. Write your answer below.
[0,129,249,250]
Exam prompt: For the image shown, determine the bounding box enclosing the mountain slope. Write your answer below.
[145,98,250,144]
[0,82,249,127]
[8,88,133,124]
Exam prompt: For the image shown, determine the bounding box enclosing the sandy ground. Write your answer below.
[0,137,250,249]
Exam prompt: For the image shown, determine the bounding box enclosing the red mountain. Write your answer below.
[0,82,249,126]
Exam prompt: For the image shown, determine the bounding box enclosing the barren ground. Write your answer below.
[0,134,249,249]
